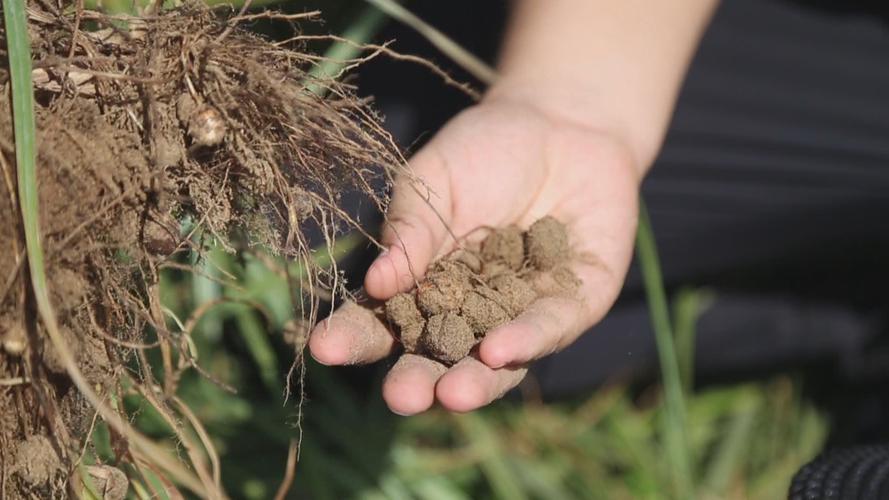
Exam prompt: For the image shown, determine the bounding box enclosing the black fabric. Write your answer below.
[529,0,889,396]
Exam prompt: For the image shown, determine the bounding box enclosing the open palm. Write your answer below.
[310,98,640,414]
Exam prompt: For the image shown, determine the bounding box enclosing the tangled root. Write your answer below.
[0,2,412,497]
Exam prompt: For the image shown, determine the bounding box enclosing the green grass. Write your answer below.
[3,0,46,344]
[636,201,693,498]
[155,316,825,499]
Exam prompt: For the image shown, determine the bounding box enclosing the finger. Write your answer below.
[478,245,626,369]
[309,300,396,366]
[478,296,587,369]
[435,356,528,413]
[383,354,448,416]
[365,146,454,300]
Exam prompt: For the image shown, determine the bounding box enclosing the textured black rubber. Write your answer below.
[789,445,889,499]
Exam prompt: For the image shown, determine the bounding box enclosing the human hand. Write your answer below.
[309,95,641,414]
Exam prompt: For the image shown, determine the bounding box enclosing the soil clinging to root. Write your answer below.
[385,216,580,365]
[0,3,408,498]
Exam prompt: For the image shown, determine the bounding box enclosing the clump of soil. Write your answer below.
[525,216,570,271]
[385,292,425,351]
[385,217,578,365]
[423,313,475,364]
[0,3,408,497]
[9,435,64,496]
[481,225,524,271]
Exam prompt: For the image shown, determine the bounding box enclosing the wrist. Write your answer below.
[484,79,662,178]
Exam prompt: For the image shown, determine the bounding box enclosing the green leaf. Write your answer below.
[635,201,694,499]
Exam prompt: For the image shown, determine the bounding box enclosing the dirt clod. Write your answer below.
[525,216,570,270]
[422,313,475,364]
[385,293,426,352]
[489,273,537,315]
[48,268,87,313]
[481,260,513,279]
[452,250,483,273]
[392,216,578,364]
[12,435,63,488]
[461,289,511,337]
[481,225,525,271]
[416,270,472,316]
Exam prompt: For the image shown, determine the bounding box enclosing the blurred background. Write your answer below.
[105,0,889,498]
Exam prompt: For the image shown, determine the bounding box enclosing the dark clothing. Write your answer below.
[536,0,889,395]
[539,0,889,450]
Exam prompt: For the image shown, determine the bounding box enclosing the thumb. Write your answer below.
[365,145,454,300]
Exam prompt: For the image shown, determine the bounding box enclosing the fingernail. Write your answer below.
[368,248,391,272]
[479,341,506,369]
[308,349,330,366]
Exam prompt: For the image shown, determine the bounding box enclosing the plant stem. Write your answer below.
[365,0,497,85]
[635,200,694,499]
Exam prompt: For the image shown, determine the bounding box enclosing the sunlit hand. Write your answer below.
[309,96,640,414]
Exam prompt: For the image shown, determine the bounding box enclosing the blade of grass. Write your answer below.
[410,476,472,500]
[234,306,282,394]
[701,389,758,495]
[635,201,693,499]
[511,457,574,500]
[365,0,497,85]
[3,2,213,495]
[192,249,224,341]
[672,287,711,395]
[457,413,529,500]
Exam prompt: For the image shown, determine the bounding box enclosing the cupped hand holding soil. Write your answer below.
[309,99,641,415]
[384,218,577,366]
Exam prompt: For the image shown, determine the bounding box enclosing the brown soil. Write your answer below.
[525,215,570,271]
[461,288,511,337]
[9,435,64,495]
[0,3,406,498]
[78,465,129,500]
[423,313,475,364]
[385,291,425,352]
[480,225,524,271]
[416,264,473,316]
[384,217,578,365]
